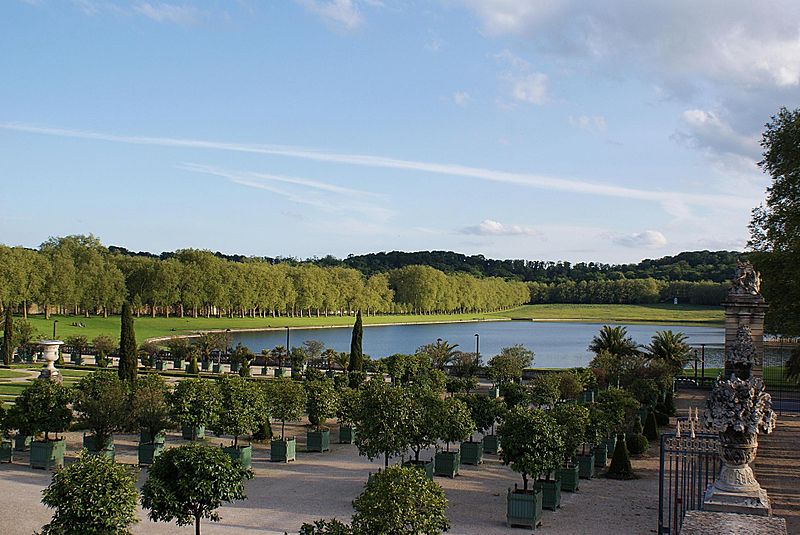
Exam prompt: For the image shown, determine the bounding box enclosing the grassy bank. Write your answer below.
[19,303,723,343]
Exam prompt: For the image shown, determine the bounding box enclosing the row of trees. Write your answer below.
[528,278,728,305]
[0,236,528,319]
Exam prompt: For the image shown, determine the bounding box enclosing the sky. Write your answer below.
[1,1,798,264]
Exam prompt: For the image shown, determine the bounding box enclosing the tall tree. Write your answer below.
[2,305,13,365]
[118,302,138,382]
[348,311,363,373]
[749,107,800,336]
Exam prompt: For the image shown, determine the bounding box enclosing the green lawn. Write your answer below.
[20,304,722,344]
[0,369,31,380]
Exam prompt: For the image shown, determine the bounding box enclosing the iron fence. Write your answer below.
[658,431,720,535]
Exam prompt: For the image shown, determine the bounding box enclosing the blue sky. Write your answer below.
[2,1,798,263]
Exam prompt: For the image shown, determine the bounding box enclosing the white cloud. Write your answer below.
[461,219,539,236]
[133,3,202,25]
[453,91,471,106]
[510,73,548,105]
[675,109,760,160]
[569,115,606,133]
[611,230,667,249]
[493,49,549,106]
[296,0,364,31]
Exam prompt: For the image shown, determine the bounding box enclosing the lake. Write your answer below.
[231,320,724,369]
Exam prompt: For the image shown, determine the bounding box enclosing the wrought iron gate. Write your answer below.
[657,430,720,535]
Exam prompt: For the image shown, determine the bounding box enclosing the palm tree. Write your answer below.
[588,326,640,358]
[322,348,338,372]
[334,351,350,371]
[646,330,692,371]
[418,339,460,370]
[269,345,288,368]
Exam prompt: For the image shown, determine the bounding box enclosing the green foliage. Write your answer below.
[550,403,589,463]
[141,443,253,534]
[586,404,611,446]
[74,371,131,448]
[626,434,649,455]
[486,345,533,384]
[643,410,659,441]
[264,378,307,440]
[348,370,367,389]
[169,378,221,432]
[40,451,139,535]
[351,465,449,535]
[352,381,410,466]
[187,355,200,375]
[231,343,254,377]
[2,305,12,366]
[215,376,261,446]
[498,407,564,491]
[607,433,635,479]
[435,397,474,449]
[596,387,640,434]
[6,379,72,439]
[500,381,530,409]
[646,330,691,372]
[305,379,338,428]
[406,386,441,461]
[445,375,477,395]
[416,339,460,370]
[348,311,363,373]
[556,371,585,400]
[786,347,800,385]
[335,387,359,426]
[384,353,425,385]
[132,374,172,442]
[461,394,499,435]
[118,302,137,382]
[529,373,561,407]
[589,326,640,358]
[299,519,353,535]
[628,378,661,408]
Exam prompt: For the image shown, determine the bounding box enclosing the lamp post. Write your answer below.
[474,333,480,367]
[52,320,58,339]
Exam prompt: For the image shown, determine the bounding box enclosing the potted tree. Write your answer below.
[73,371,130,460]
[404,386,439,479]
[40,452,139,534]
[8,379,72,469]
[132,374,172,465]
[214,376,260,468]
[91,334,117,368]
[352,380,411,468]
[336,387,359,444]
[141,443,253,535]
[305,379,338,453]
[170,378,221,441]
[498,406,564,530]
[550,403,589,496]
[433,397,474,478]
[0,404,11,463]
[587,404,611,469]
[265,378,306,462]
[461,394,499,466]
[65,335,89,366]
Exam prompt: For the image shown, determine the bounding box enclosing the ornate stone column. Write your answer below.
[38,339,64,382]
[722,260,768,379]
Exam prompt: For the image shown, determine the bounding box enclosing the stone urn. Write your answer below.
[714,429,760,493]
[38,340,64,382]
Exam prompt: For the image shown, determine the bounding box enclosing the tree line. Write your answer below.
[0,236,529,318]
[527,279,728,306]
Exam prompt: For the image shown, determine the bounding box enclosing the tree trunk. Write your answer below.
[23,301,27,319]
[384,453,389,467]
[195,513,201,535]
[45,303,50,320]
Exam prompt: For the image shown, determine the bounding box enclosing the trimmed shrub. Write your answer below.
[654,410,670,427]
[643,411,659,441]
[626,434,649,455]
[606,433,635,479]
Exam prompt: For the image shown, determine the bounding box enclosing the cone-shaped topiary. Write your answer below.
[606,433,636,479]
[626,434,649,455]
[643,410,659,441]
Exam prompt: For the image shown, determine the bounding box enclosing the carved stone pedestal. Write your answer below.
[680,511,786,535]
[703,430,770,516]
[37,340,64,383]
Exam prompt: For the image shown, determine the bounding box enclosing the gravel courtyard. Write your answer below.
[0,422,661,535]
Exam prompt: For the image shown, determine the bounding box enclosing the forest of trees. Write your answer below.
[0,236,529,318]
[528,279,728,306]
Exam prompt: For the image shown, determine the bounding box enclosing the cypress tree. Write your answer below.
[348,311,363,373]
[643,410,659,441]
[2,305,13,366]
[606,432,635,479]
[118,302,138,382]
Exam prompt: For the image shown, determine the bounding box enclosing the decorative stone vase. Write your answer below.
[138,441,164,466]
[181,424,205,441]
[704,429,771,515]
[339,425,356,444]
[460,440,484,465]
[507,487,543,529]
[593,444,608,468]
[577,452,595,479]
[38,340,64,382]
[30,438,65,470]
[483,434,501,454]
[270,437,296,462]
[307,428,331,452]
[557,464,579,492]
[83,434,115,461]
[223,444,252,469]
[537,477,561,510]
[0,440,12,463]
[403,459,434,480]
[13,435,32,452]
[434,450,460,478]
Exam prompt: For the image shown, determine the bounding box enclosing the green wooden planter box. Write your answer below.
[557,464,579,492]
[223,444,252,469]
[578,390,595,404]
[537,478,561,510]
[70,353,82,365]
[271,437,296,462]
[490,386,500,398]
[307,429,330,452]
[30,439,65,470]
[0,440,12,463]
[181,424,205,441]
[274,367,285,378]
[14,435,32,451]
[155,360,167,371]
[482,434,501,454]
[577,452,595,479]
[594,444,608,468]
[604,436,616,458]
[460,440,483,465]
[201,360,211,371]
[173,359,185,371]
[339,425,356,444]
[434,450,460,478]
[140,430,166,445]
[403,459,434,480]
[507,488,543,529]
[231,361,241,373]
[83,434,115,461]
[138,442,164,466]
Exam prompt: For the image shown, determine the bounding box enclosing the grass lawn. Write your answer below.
[19,304,723,343]
[0,369,31,380]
